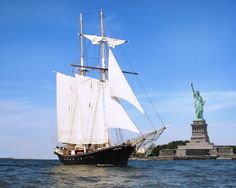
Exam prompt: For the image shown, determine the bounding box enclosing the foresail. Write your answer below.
[108,49,144,113]
[83,34,127,48]
[56,72,83,144]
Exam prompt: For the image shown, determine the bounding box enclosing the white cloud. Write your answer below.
[104,12,124,36]
[204,91,236,112]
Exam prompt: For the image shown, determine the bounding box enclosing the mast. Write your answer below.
[80,12,86,153]
[100,9,109,146]
[80,12,85,75]
[100,9,106,81]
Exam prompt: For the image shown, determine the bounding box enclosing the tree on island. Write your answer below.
[132,140,190,157]
[148,140,190,156]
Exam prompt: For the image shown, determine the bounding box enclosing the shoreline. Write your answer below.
[130,155,236,161]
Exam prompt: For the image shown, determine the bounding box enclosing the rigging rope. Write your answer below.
[76,12,100,71]
[120,47,165,127]
[105,20,165,130]
[77,12,166,138]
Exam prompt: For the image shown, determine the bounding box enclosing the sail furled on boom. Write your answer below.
[83,34,103,45]
[83,34,127,48]
[108,49,144,113]
[106,38,127,48]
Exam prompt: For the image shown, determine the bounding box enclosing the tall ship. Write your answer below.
[54,10,166,166]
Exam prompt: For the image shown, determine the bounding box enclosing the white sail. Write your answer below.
[56,72,84,144]
[56,45,143,144]
[74,74,107,144]
[108,49,144,113]
[83,34,127,48]
[106,38,127,48]
[105,95,140,133]
[83,34,103,45]
[74,75,140,138]
[56,72,107,144]
[75,74,140,136]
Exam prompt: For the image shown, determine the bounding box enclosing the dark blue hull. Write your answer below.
[55,144,135,166]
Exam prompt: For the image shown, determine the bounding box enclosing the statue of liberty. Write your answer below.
[191,83,205,120]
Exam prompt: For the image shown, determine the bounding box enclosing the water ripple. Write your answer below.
[0,159,236,187]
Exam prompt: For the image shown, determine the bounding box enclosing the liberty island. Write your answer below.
[157,83,235,160]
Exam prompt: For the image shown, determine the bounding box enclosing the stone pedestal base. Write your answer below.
[162,120,236,160]
[176,120,216,158]
[190,120,210,143]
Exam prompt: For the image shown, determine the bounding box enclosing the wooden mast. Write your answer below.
[79,12,85,75]
[100,9,106,81]
[80,12,86,153]
[100,9,110,147]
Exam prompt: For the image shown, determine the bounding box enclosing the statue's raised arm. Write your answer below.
[191,83,196,98]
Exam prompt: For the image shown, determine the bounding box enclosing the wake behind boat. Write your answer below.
[54,10,166,166]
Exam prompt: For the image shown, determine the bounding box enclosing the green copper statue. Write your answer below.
[191,83,205,120]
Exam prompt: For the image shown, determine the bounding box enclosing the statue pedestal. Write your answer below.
[190,120,210,144]
[176,120,216,158]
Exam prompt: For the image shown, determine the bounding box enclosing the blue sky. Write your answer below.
[0,0,236,159]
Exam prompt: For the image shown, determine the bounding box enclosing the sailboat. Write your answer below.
[54,10,166,166]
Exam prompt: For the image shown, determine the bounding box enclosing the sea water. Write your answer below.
[0,159,236,187]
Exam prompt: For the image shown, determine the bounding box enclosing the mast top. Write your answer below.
[79,11,85,75]
[100,8,106,81]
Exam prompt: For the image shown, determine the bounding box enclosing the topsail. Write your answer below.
[83,34,127,48]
